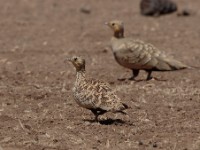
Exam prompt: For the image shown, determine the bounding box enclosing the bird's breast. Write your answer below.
[72,85,96,109]
[113,51,146,69]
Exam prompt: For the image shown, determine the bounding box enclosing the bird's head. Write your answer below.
[66,56,85,72]
[105,20,124,38]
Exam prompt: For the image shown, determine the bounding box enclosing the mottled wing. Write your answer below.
[114,38,187,71]
[82,79,125,111]
[113,39,161,69]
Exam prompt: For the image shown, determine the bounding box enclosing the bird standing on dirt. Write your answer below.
[105,20,189,80]
[140,0,177,16]
[66,56,128,122]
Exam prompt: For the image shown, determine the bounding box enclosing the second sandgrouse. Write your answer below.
[140,0,177,16]
[66,56,128,122]
[105,20,189,80]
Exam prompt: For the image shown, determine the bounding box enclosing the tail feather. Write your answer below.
[122,103,128,109]
[188,66,200,70]
[113,103,128,115]
[154,57,189,71]
[115,110,127,115]
[166,59,188,70]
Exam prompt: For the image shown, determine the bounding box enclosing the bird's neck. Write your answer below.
[76,70,86,82]
[113,29,124,39]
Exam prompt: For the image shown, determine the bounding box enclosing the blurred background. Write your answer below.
[0,0,200,150]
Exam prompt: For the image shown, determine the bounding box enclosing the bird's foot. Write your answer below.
[146,76,153,81]
[83,118,100,125]
[117,78,126,81]
[128,76,136,81]
[147,77,167,81]
[129,77,146,82]
[99,118,125,125]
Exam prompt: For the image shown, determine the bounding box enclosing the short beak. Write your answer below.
[64,57,71,63]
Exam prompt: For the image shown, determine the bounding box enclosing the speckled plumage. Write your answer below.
[140,0,177,16]
[105,20,189,80]
[67,56,128,122]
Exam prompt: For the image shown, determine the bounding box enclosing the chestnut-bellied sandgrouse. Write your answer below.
[105,20,189,81]
[140,0,177,16]
[66,56,128,122]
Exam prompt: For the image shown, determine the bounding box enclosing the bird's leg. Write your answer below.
[97,110,107,115]
[145,70,166,81]
[96,110,107,121]
[94,114,98,122]
[91,109,99,122]
[91,109,107,122]
[129,69,139,80]
[146,70,153,80]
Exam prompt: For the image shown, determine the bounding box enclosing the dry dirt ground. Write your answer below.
[0,0,200,150]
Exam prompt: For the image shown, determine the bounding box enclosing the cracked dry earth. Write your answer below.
[0,0,200,150]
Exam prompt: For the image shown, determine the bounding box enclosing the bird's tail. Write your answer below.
[166,59,189,70]
[122,103,128,109]
[154,57,189,71]
[116,110,127,115]
[114,103,128,115]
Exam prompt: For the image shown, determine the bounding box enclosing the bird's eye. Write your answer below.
[74,58,77,61]
[112,23,115,26]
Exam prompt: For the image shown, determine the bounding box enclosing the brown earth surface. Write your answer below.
[0,0,200,150]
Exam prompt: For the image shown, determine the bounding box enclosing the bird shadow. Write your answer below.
[117,78,126,81]
[99,118,125,125]
[83,118,125,125]
[118,77,167,82]
[148,77,168,82]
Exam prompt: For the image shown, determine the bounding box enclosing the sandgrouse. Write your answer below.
[105,20,189,80]
[66,56,128,122]
[140,0,177,16]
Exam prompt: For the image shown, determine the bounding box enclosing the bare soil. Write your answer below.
[0,0,200,150]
